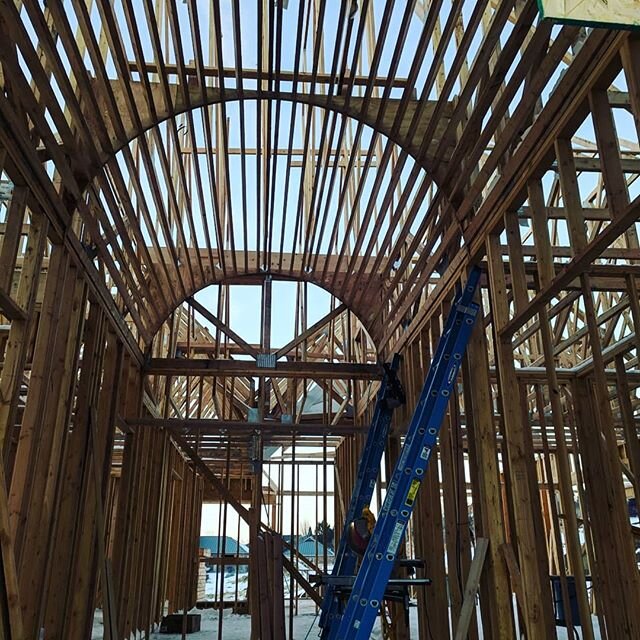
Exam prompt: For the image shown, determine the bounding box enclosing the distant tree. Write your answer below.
[300,519,312,537]
[315,520,334,550]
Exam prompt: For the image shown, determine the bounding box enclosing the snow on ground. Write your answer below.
[92,601,394,639]
[92,601,603,639]
[204,568,249,601]
[202,566,312,602]
[149,601,323,640]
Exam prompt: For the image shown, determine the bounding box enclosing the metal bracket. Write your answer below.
[257,353,277,368]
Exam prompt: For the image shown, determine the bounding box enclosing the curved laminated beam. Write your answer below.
[143,251,385,341]
[88,82,454,181]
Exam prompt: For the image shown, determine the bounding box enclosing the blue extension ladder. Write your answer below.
[323,266,481,639]
[319,354,405,638]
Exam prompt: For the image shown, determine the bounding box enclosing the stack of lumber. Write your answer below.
[197,561,207,601]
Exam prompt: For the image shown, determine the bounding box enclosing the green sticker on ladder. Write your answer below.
[405,479,421,507]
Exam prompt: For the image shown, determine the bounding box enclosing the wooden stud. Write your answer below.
[487,234,556,640]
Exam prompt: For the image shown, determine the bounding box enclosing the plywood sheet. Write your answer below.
[538,0,640,27]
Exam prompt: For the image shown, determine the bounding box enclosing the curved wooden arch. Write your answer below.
[93,80,455,181]
[143,248,388,344]
[97,85,438,345]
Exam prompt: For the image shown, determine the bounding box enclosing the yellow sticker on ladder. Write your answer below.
[405,479,421,507]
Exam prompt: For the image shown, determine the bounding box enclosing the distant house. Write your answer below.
[296,535,335,560]
[201,533,334,567]
[200,536,250,578]
[284,534,335,568]
[200,535,249,557]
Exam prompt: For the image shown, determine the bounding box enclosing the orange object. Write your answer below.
[362,505,376,534]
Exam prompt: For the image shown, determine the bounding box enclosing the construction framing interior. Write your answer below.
[1,1,640,638]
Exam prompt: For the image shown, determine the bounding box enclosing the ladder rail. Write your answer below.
[333,267,481,639]
[319,354,404,636]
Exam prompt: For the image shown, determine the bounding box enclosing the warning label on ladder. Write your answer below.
[405,479,421,507]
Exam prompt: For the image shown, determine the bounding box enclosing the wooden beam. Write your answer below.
[0,186,27,294]
[463,290,514,640]
[0,288,25,322]
[502,194,640,336]
[0,462,23,640]
[145,358,383,380]
[500,543,525,613]
[171,432,250,522]
[454,538,488,640]
[131,417,363,437]
[186,296,259,358]
[486,232,555,640]
[275,303,346,358]
[281,555,322,607]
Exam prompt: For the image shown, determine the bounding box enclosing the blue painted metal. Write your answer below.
[319,353,405,638]
[328,266,481,639]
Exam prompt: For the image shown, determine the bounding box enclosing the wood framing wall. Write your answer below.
[0,3,640,640]
[0,219,203,638]
[330,30,640,639]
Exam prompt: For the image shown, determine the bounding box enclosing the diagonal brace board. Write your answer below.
[332,267,481,639]
[171,431,322,596]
